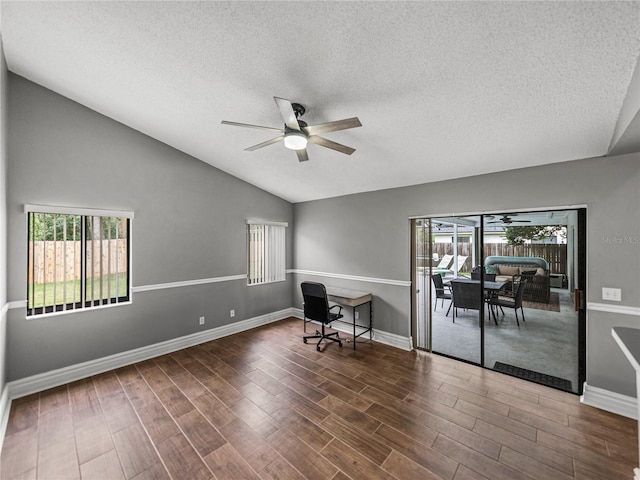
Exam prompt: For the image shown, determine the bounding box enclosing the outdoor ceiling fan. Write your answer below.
[488,215,531,225]
[221,97,362,162]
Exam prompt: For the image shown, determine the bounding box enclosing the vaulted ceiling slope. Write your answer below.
[1,1,639,203]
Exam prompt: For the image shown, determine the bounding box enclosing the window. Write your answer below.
[247,220,287,285]
[26,205,132,316]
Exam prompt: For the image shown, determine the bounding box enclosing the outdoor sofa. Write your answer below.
[484,256,551,304]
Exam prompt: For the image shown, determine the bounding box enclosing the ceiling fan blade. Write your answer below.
[221,120,283,133]
[274,97,301,131]
[304,117,362,136]
[296,149,309,162]
[245,135,285,151]
[308,135,356,155]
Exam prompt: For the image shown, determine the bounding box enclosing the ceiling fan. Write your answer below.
[221,97,362,162]
[488,215,531,225]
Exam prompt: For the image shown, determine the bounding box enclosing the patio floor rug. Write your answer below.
[522,292,560,312]
[493,361,572,391]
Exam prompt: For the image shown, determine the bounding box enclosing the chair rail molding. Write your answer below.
[290,269,411,288]
[587,302,640,316]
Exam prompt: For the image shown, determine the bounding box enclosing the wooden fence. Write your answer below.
[420,243,567,273]
[28,240,128,284]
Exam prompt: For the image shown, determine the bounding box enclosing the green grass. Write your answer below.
[30,273,129,308]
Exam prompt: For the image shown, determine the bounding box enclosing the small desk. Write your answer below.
[326,287,373,350]
[611,327,640,479]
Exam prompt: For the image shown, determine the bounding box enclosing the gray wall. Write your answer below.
[293,154,640,397]
[6,75,294,381]
[0,36,8,396]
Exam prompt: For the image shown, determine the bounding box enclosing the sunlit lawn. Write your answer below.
[30,273,128,307]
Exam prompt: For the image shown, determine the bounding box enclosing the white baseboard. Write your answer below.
[6,308,295,401]
[0,307,296,449]
[581,382,638,420]
[291,308,413,351]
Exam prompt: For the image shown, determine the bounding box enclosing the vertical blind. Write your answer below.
[247,220,287,285]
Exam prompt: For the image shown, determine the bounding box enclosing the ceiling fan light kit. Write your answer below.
[221,96,361,161]
[283,131,308,150]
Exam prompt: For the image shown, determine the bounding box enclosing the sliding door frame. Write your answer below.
[411,206,587,394]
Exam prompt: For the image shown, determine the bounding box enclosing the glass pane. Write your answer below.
[483,210,579,393]
[430,215,482,364]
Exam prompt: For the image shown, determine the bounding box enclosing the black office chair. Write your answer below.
[301,282,343,351]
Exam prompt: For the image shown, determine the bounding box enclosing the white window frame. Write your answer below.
[246,219,287,286]
[25,204,133,317]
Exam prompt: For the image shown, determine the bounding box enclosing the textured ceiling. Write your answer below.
[1,1,639,203]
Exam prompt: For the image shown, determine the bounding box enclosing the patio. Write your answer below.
[419,274,579,393]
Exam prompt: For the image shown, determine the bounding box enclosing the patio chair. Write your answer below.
[434,254,453,270]
[443,255,470,278]
[495,277,528,326]
[431,274,451,311]
[447,281,483,323]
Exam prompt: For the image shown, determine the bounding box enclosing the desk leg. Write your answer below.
[352,306,357,350]
[369,300,373,342]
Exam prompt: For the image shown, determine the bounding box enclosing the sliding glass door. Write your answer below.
[413,215,484,364]
[412,208,586,394]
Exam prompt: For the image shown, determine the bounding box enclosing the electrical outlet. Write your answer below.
[199,316,205,325]
[355,311,359,320]
[602,287,621,302]
[230,309,235,318]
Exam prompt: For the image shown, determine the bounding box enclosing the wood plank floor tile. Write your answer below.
[454,398,536,440]
[79,449,126,480]
[508,405,609,454]
[439,383,511,416]
[0,426,38,479]
[316,394,381,435]
[204,443,261,480]
[111,423,162,479]
[174,409,226,457]
[453,464,490,480]
[155,433,213,480]
[499,446,574,480]
[73,414,115,465]
[320,437,395,480]
[38,406,74,450]
[267,429,338,480]
[473,419,574,475]
[381,449,446,480]
[39,385,69,415]
[408,391,477,430]
[319,413,390,465]
[366,403,439,448]
[269,406,334,452]
[129,463,171,480]
[0,318,635,480]
[191,392,237,429]
[432,434,532,480]
[258,456,306,480]
[133,398,181,444]
[4,395,39,437]
[277,388,332,424]
[153,384,194,418]
[230,397,280,438]
[218,417,279,473]
[114,365,143,386]
[138,365,174,392]
[537,429,635,477]
[37,436,81,480]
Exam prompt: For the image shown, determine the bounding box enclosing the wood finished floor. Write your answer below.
[0,317,636,480]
